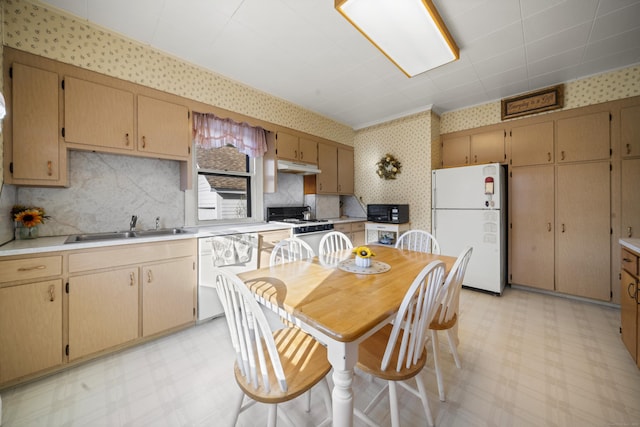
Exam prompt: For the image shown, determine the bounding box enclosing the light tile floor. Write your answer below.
[2,287,640,426]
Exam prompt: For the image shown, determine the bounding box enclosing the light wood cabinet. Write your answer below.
[0,279,63,384]
[442,129,505,167]
[510,121,554,166]
[622,105,640,158]
[137,95,190,158]
[509,165,555,291]
[337,146,355,195]
[68,267,139,360]
[556,162,611,300]
[333,221,365,246]
[556,112,610,162]
[0,254,64,385]
[64,76,135,151]
[621,159,640,239]
[257,229,292,268]
[317,142,338,194]
[68,239,197,358]
[275,132,317,164]
[6,62,64,185]
[620,248,638,365]
[471,129,505,164]
[142,257,197,337]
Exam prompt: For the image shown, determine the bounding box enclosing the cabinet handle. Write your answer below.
[294,150,298,159]
[49,284,55,302]
[130,272,135,286]
[561,150,565,160]
[561,223,566,233]
[474,155,478,163]
[125,133,130,146]
[547,222,552,232]
[142,136,146,148]
[47,161,53,176]
[300,151,303,160]
[627,143,631,155]
[627,227,633,238]
[628,282,637,299]
[623,257,633,263]
[17,265,46,271]
[547,152,551,162]
[147,270,153,283]
[465,156,468,164]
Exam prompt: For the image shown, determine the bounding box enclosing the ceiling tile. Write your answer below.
[523,0,598,42]
[590,2,640,42]
[525,22,591,63]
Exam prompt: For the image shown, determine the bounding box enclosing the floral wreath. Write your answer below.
[376,154,402,180]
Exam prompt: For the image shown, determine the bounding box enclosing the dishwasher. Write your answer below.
[198,233,259,321]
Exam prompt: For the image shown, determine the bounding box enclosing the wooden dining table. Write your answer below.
[238,244,457,427]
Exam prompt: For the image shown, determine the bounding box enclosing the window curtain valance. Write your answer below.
[193,112,267,158]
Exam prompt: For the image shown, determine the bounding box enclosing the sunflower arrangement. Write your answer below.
[376,154,402,180]
[352,246,376,258]
[11,205,50,228]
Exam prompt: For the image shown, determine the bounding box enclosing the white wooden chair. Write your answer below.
[395,229,441,254]
[318,231,353,256]
[214,268,332,427]
[269,237,315,266]
[354,260,447,427]
[429,245,473,401]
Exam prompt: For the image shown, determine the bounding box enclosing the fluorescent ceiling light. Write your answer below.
[335,0,459,77]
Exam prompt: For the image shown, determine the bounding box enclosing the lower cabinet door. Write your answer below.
[620,270,638,361]
[68,268,139,360]
[0,279,63,383]
[142,257,196,337]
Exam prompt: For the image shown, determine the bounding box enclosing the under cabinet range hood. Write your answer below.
[276,159,321,175]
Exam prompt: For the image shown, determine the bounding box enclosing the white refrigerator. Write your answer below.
[432,163,506,295]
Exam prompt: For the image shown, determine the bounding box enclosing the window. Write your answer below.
[196,145,252,221]
[192,112,267,223]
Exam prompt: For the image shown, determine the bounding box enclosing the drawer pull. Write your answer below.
[130,272,135,286]
[47,161,53,176]
[623,258,633,263]
[547,222,552,232]
[17,265,46,272]
[142,135,147,148]
[627,143,631,155]
[147,270,153,283]
[561,223,566,233]
[547,152,551,162]
[125,133,130,146]
[49,284,55,302]
[628,227,633,238]
[561,150,565,160]
[628,282,637,299]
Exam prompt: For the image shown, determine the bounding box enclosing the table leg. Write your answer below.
[327,341,358,427]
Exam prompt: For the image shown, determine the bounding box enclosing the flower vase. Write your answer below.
[355,255,371,268]
[18,225,39,240]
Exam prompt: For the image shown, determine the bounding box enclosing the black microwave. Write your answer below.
[367,204,409,224]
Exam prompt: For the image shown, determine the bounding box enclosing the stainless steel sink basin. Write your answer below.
[134,228,192,237]
[64,228,191,244]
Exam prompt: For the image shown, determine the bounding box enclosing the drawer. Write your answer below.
[0,256,62,284]
[69,239,196,273]
[621,249,638,276]
[333,223,351,233]
[352,222,366,232]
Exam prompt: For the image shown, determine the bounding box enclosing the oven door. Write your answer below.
[294,229,333,256]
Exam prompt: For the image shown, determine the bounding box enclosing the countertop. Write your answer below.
[0,217,367,257]
[620,238,640,254]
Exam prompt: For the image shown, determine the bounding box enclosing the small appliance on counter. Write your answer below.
[367,204,409,224]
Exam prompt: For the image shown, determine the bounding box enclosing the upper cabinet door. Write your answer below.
[470,129,505,164]
[11,63,61,182]
[317,142,338,194]
[64,76,134,150]
[621,105,640,158]
[337,146,354,195]
[137,95,190,158]
[556,112,610,162]
[275,132,299,161]
[510,121,554,166]
[442,135,470,167]
[298,137,318,164]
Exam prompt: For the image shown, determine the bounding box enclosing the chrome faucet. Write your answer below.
[155,216,160,230]
[130,215,138,231]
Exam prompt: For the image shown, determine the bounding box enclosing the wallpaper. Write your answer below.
[441,65,640,134]
[1,0,354,145]
[354,111,433,231]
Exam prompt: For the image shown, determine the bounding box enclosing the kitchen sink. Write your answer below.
[64,228,191,244]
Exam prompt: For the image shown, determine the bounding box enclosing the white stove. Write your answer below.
[267,206,334,253]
